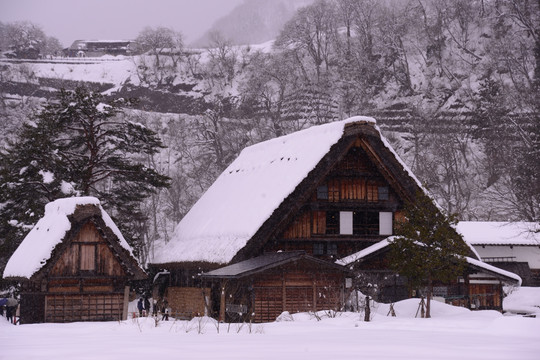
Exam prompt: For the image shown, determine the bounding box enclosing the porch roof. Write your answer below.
[201,251,350,279]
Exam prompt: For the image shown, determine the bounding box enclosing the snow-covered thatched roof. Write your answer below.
[153,116,431,266]
[3,196,137,279]
[457,222,540,246]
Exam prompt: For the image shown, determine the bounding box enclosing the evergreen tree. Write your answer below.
[388,192,470,318]
[0,87,170,269]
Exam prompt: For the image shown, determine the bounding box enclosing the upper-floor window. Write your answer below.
[326,211,339,234]
[327,243,338,255]
[313,242,338,256]
[353,211,379,235]
[315,179,390,203]
[313,243,325,255]
[317,185,328,200]
[378,186,389,201]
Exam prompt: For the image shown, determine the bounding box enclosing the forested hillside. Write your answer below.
[1,0,538,268]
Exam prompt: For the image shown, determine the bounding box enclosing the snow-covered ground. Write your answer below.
[1,295,539,360]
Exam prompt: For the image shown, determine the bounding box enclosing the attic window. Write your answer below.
[80,245,96,271]
[317,185,328,200]
[378,186,389,201]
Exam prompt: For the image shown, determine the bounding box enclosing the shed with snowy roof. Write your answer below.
[3,197,146,324]
[458,222,540,286]
[337,236,522,311]
[150,116,512,320]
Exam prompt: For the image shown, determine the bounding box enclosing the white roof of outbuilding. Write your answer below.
[3,196,135,279]
[457,222,540,246]
[336,237,521,285]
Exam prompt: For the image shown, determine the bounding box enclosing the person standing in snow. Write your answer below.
[144,297,150,316]
[6,305,13,324]
[161,298,169,321]
[5,297,17,324]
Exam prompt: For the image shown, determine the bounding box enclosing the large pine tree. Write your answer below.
[389,192,470,318]
[0,87,170,269]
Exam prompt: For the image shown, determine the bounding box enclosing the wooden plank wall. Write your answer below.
[469,284,501,309]
[167,287,210,319]
[45,293,124,322]
[252,269,343,322]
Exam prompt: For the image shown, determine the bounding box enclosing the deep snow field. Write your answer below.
[1,294,539,360]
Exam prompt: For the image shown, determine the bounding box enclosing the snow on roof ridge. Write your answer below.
[239,116,376,154]
[44,196,100,215]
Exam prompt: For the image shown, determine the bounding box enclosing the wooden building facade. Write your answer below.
[202,252,350,323]
[4,197,146,324]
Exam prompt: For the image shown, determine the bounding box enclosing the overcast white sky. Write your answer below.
[0,0,244,47]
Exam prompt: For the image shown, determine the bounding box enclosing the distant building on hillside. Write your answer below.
[458,222,540,287]
[64,40,139,57]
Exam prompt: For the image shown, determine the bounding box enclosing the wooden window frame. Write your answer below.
[313,243,325,255]
[79,244,97,273]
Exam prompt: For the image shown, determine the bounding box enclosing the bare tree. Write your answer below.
[135,26,184,87]
[275,0,338,83]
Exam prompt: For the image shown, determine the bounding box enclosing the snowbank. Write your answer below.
[504,287,540,316]
[2,296,539,360]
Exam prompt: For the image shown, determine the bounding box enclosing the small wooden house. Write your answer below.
[150,116,519,320]
[202,251,351,322]
[3,197,146,324]
[458,222,540,286]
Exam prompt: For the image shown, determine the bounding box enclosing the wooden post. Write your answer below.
[364,296,370,322]
[282,272,286,313]
[122,286,129,320]
[465,273,470,309]
[219,281,227,322]
[498,280,503,311]
[312,276,317,312]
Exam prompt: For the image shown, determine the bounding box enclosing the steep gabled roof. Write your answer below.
[151,116,429,266]
[457,221,540,246]
[3,197,145,280]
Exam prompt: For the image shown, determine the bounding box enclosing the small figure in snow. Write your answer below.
[144,297,150,316]
[161,299,169,321]
[6,297,17,324]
